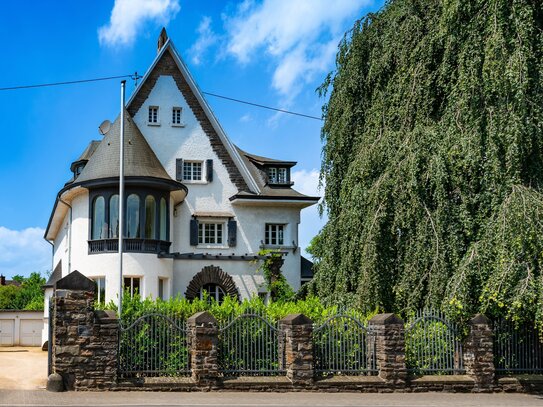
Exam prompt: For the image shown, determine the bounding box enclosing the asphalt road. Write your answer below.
[1,391,543,407]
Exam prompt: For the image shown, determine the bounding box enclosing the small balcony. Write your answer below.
[88,239,171,254]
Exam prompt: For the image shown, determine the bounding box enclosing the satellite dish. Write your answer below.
[98,120,112,135]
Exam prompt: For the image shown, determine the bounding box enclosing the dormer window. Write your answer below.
[267,167,289,185]
[148,106,159,124]
[172,107,183,126]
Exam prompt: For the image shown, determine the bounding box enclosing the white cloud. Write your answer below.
[98,0,180,47]
[0,227,50,278]
[291,169,326,257]
[188,16,218,65]
[239,113,252,123]
[224,0,371,98]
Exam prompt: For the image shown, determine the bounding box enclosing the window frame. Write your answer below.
[123,276,142,298]
[183,160,204,182]
[171,106,184,127]
[197,221,225,246]
[147,106,160,125]
[265,223,285,246]
[158,277,167,300]
[92,277,106,304]
[200,283,226,303]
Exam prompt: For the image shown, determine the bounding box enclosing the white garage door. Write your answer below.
[0,320,14,346]
[20,320,42,347]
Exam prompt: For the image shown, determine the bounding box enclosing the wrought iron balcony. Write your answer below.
[88,239,171,254]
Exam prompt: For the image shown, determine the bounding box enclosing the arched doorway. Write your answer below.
[184,265,240,302]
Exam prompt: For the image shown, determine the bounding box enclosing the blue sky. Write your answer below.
[0,0,383,278]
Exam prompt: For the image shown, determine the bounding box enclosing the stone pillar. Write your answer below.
[368,313,407,386]
[279,314,313,385]
[50,271,119,391]
[463,314,495,390]
[187,311,219,386]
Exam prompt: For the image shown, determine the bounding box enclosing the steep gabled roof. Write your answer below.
[125,37,260,194]
[76,109,174,183]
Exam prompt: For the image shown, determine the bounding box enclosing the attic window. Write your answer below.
[148,106,159,124]
[172,107,183,125]
[183,161,202,181]
[267,167,289,184]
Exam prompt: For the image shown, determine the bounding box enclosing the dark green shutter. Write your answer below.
[206,159,213,182]
[190,219,199,246]
[227,220,237,247]
[176,158,183,181]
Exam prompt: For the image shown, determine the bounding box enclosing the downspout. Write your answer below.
[58,198,72,274]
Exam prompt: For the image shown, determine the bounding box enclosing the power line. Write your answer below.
[0,74,323,121]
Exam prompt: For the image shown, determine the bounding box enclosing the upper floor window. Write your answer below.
[265,224,284,246]
[267,167,289,184]
[126,194,141,238]
[183,161,202,181]
[148,106,159,124]
[92,196,106,240]
[172,107,182,125]
[198,222,223,245]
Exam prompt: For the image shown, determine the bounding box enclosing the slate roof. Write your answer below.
[234,146,319,201]
[301,256,314,279]
[43,261,62,288]
[74,109,174,184]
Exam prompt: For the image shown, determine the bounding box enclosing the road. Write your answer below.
[1,391,543,407]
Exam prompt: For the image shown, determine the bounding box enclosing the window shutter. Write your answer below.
[206,159,213,182]
[190,219,199,246]
[227,219,237,247]
[176,158,183,181]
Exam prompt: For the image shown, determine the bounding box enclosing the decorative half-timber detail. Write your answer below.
[185,265,240,301]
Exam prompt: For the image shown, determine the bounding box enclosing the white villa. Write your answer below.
[42,29,318,338]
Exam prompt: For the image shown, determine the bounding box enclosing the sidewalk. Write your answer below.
[0,347,47,390]
[0,390,542,407]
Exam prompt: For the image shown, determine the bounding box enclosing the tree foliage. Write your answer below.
[0,272,46,310]
[312,0,543,326]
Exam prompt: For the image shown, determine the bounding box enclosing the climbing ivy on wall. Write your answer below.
[311,0,543,326]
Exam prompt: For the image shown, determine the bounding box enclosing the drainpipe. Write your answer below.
[58,198,72,274]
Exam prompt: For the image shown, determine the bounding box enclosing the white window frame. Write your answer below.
[265,223,285,246]
[171,107,184,127]
[183,161,203,182]
[123,276,142,298]
[92,277,106,303]
[148,106,160,125]
[198,221,225,246]
[200,283,226,303]
[267,167,277,184]
[278,168,288,184]
[158,277,167,300]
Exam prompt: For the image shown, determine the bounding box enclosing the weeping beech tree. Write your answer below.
[312,0,543,326]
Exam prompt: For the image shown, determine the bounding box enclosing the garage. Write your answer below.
[0,319,14,346]
[0,311,44,347]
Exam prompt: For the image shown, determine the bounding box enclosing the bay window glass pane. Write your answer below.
[144,195,156,239]
[109,195,119,238]
[92,196,105,240]
[126,194,140,238]
[160,198,167,240]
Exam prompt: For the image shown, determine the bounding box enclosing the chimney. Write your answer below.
[157,27,168,54]
[0,275,5,286]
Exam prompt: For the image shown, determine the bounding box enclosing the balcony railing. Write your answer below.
[88,239,171,254]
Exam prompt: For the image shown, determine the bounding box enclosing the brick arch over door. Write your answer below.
[185,265,240,301]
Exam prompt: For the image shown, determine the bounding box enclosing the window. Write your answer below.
[172,107,182,125]
[124,277,141,298]
[109,195,119,238]
[92,196,106,240]
[159,198,167,241]
[144,195,156,239]
[126,194,140,238]
[265,224,284,246]
[148,106,159,124]
[267,167,289,184]
[200,283,226,303]
[198,222,223,245]
[93,277,106,303]
[158,278,166,300]
[183,161,202,181]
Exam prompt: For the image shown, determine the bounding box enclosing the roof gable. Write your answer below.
[126,40,259,194]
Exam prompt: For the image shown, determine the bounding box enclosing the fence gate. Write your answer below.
[494,319,543,374]
[405,309,463,375]
[218,313,285,376]
[118,312,190,378]
[313,314,377,376]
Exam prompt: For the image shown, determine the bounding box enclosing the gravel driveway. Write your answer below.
[0,347,47,390]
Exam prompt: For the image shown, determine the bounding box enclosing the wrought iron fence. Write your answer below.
[493,319,543,374]
[218,313,285,376]
[405,309,464,375]
[313,314,377,376]
[118,312,190,378]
